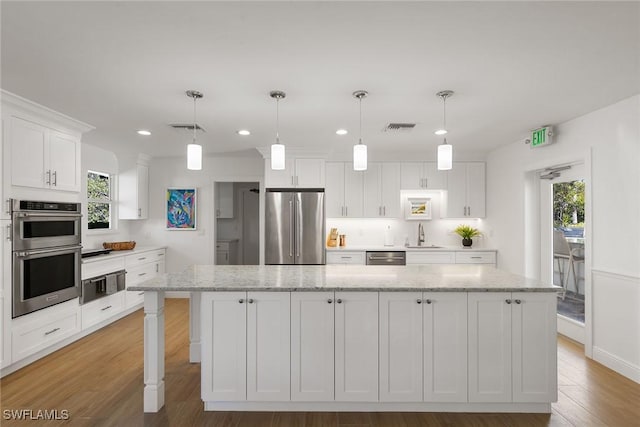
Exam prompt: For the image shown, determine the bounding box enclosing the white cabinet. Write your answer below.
[81,292,125,330]
[468,292,556,403]
[455,251,496,265]
[401,162,447,190]
[265,158,325,188]
[215,182,234,218]
[445,162,485,218]
[290,292,335,401]
[216,240,238,265]
[325,251,366,265]
[201,291,290,402]
[1,223,11,368]
[9,117,81,192]
[406,251,455,264]
[379,292,467,403]
[124,249,165,308]
[325,162,363,217]
[120,162,149,219]
[334,291,378,401]
[363,162,401,218]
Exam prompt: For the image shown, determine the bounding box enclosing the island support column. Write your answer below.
[144,291,165,413]
[189,292,201,362]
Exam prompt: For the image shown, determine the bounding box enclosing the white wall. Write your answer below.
[485,94,640,382]
[81,144,130,249]
[128,155,263,273]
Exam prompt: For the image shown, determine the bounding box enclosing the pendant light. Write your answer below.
[435,90,454,170]
[270,90,286,170]
[352,90,368,171]
[186,90,203,170]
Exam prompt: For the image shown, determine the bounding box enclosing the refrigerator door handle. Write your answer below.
[289,199,294,258]
[295,197,301,258]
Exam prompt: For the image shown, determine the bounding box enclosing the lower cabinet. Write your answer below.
[379,292,467,403]
[468,292,557,403]
[201,291,291,402]
[81,292,125,330]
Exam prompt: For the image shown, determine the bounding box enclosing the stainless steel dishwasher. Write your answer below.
[365,251,406,265]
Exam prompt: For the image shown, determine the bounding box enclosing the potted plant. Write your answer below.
[453,224,482,247]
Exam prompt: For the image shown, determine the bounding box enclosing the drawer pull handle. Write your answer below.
[424,299,432,304]
[238,299,244,304]
[44,327,60,336]
[247,299,254,304]
[505,299,512,304]
[138,292,144,296]
[515,299,522,304]
[138,257,147,261]
[138,272,146,277]
[470,256,482,259]
[327,299,333,304]
[416,299,422,304]
[101,305,113,311]
[340,256,352,259]
[336,299,342,304]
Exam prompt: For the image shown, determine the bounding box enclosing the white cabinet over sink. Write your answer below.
[400,162,447,190]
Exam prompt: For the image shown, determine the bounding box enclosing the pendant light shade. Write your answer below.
[437,139,453,170]
[185,90,203,171]
[270,90,286,170]
[352,90,369,171]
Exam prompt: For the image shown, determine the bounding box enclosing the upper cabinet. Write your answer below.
[445,162,485,218]
[215,182,234,219]
[9,117,81,192]
[325,162,363,218]
[363,162,401,218]
[120,156,150,220]
[400,162,447,190]
[264,158,325,188]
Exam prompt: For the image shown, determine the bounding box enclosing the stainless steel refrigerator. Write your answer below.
[265,189,325,265]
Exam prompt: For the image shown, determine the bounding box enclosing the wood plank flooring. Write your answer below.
[1,298,638,426]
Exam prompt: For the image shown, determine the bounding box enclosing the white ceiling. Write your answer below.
[2,1,639,161]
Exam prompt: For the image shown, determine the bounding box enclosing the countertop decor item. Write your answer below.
[102,241,136,251]
[453,224,481,247]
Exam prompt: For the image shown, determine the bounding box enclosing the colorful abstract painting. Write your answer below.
[166,188,197,230]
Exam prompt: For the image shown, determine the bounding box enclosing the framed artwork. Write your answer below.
[406,197,432,220]
[166,188,197,230]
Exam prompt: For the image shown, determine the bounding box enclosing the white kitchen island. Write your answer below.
[129,264,560,414]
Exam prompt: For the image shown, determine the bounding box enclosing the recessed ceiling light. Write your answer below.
[237,129,251,136]
[434,129,448,135]
[336,129,348,135]
[137,130,151,136]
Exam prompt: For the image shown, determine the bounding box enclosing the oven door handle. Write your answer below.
[15,245,82,257]
[15,212,82,219]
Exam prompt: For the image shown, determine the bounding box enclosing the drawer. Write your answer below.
[12,309,80,361]
[126,263,158,287]
[455,251,496,264]
[326,251,366,265]
[82,257,126,280]
[216,242,230,251]
[125,249,164,268]
[406,251,455,264]
[81,292,125,330]
[125,289,145,308]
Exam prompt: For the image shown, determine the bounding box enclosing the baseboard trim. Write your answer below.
[593,346,640,384]
[203,401,552,413]
[557,315,585,344]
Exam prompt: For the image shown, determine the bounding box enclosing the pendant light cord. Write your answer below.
[193,95,197,143]
[358,95,363,145]
[276,97,280,144]
[442,95,447,131]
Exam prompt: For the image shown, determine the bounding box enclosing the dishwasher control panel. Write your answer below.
[365,251,406,266]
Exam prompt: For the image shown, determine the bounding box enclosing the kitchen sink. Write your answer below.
[405,245,444,249]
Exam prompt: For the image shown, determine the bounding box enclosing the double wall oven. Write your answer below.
[11,199,82,318]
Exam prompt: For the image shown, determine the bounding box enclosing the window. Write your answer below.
[87,170,112,230]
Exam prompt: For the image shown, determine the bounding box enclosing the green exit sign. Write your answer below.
[531,126,553,148]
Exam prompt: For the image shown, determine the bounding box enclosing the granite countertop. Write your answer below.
[129,264,559,293]
[326,245,497,252]
[82,246,166,264]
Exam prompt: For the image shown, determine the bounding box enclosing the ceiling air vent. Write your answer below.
[384,123,416,132]
[169,123,206,132]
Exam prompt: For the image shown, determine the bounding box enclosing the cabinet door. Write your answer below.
[136,164,149,219]
[465,163,485,218]
[216,182,234,218]
[216,249,229,265]
[201,292,247,401]
[265,158,295,188]
[400,162,423,190]
[246,292,290,401]
[512,293,557,403]
[325,162,345,217]
[362,163,382,217]
[10,117,47,189]
[380,163,401,217]
[379,292,423,402]
[423,292,467,402]
[291,292,334,401]
[49,131,81,192]
[343,167,363,217]
[423,162,447,190]
[335,292,378,401]
[468,292,512,402]
[295,158,325,188]
[445,165,467,218]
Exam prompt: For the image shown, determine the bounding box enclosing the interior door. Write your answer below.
[264,191,294,264]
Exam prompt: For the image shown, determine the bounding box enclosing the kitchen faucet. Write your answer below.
[417,223,425,246]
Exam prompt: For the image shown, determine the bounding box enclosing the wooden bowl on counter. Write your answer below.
[102,241,136,251]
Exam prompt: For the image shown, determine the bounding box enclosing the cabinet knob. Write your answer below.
[327,299,333,304]
[238,299,244,304]
[515,299,522,304]
[425,299,432,304]
[247,299,254,304]
[505,299,512,304]
[336,299,342,304]
[416,299,422,304]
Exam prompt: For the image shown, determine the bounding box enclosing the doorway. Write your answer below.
[539,164,587,342]
[214,181,260,265]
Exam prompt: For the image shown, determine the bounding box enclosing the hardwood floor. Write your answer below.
[1,298,638,426]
